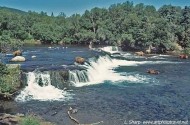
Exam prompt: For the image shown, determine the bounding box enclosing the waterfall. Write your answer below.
[68,55,161,87]
[69,70,89,83]
[34,72,51,86]
[68,55,128,87]
[15,71,69,102]
[100,46,121,54]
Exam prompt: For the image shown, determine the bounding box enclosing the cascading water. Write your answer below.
[69,70,89,83]
[100,46,121,54]
[16,71,69,102]
[68,48,180,87]
[68,55,154,87]
[15,46,180,101]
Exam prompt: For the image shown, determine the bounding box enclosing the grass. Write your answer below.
[19,115,54,125]
[19,115,40,125]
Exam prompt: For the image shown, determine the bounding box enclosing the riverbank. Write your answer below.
[0,113,54,125]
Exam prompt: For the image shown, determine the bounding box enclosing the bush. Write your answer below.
[0,79,13,93]
[0,64,20,93]
[0,62,9,76]
[183,48,190,55]
[20,116,40,125]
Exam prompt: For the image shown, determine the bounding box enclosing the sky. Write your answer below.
[0,0,190,16]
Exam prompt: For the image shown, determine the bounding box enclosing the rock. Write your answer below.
[0,104,4,112]
[13,50,22,57]
[75,57,85,64]
[16,113,24,117]
[147,69,160,75]
[0,93,14,100]
[135,51,144,56]
[69,107,73,111]
[179,54,188,59]
[10,56,26,62]
[0,113,22,125]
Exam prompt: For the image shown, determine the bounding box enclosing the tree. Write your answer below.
[180,6,190,47]
[51,12,54,17]
[0,2,190,53]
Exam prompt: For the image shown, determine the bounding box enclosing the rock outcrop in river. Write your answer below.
[10,56,26,62]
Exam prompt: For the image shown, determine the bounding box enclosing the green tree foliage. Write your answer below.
[0,3,190,52]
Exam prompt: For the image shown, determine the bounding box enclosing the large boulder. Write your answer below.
[10,56,26,62]
[179,54,188,59]
[75,57,85,64]
[13,50,22,57]
[135,51,144,56]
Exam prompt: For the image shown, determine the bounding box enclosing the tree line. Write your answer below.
[0,1,190,53]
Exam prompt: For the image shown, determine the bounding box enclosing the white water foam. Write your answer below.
[100,46,121,54]
[69,56,148,87]
[15,72,69,102]
[158,54,171,57]
[122,60,180,66]
[122,73,151,83]
[149,54,171,59]
[69,55,180,87]
[6,53,12,56]
[72,51,84,53]
[150,55,165,59]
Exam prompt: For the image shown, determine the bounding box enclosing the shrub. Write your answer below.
[183,48,190,55]
[0,64,20,93]
[0,62,9,76]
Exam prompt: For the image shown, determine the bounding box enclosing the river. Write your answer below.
[2,45,190,125]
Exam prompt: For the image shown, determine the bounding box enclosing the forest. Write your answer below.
[0,1,190,53]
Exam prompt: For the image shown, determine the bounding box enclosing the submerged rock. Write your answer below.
[10,56,26,62]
